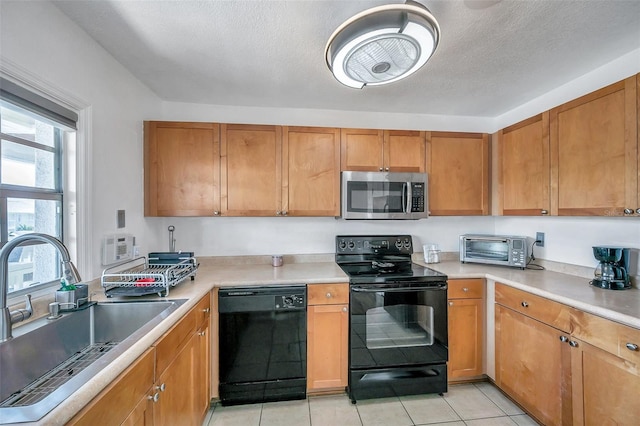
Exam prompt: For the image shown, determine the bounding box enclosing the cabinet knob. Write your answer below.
[203,307,210,313]
[462,287,469,292]
[282,211,288,216]
[636,208,640,215]
[155,383,166,392]
[149,392,160,403]
[276,211,281,216]
[559,336,569,343]
[449,301,453,306]
[379,167,383,171]
[342,306,348,312]
[626,343,639,351]
[385,167,389,171]
[624,208,634,215]
[569,340,579,347]
[198,330,206,337]
[541,210,548,215]
[213,211,220,216]
[326,292,332,298]
[521,301,529,308]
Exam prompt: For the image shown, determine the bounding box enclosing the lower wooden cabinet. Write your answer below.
[495,283,573,426]
[448,279,484,380]
[570,310,640,425]
[307,283,349,392]
[69,293,211,426]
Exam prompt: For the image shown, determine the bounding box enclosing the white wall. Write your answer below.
[0,0,162,280]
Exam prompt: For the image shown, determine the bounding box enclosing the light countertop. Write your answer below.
[21,256,640,425]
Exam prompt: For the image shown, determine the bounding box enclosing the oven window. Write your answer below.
[366,304,434,349]
[347,181,405,213]
[465,240,509,261]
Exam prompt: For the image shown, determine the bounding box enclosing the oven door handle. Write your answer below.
[351,284,447,293]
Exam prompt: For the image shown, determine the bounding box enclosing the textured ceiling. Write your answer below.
[52,0,640,118]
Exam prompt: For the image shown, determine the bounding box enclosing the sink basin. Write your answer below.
[0,298,187,424]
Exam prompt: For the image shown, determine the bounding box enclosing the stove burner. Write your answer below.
[371,260,398,273]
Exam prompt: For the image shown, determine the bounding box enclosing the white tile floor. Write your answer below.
[203,382,539,426]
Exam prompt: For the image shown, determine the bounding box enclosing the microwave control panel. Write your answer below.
[411,182,425,212]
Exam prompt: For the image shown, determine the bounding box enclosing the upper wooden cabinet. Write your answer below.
[549,76,638,216]
[283,126,341,216]
[496,113,551,216]
[221,124,340,216]
[341,128,425,172]
[144,121,220,216]
[426,132,490,215]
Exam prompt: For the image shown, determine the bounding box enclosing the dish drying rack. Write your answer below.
[101,253,198,297]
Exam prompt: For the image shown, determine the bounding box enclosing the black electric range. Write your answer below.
[335,235,449,403]
[335,235,447,284]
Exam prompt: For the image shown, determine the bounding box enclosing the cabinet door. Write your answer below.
[221,124,282,216]
[144,121,220,216]
[495,304,572,426]
[283,126,340,216]
[154,332,199,426]
[498,113,551,215]
[384,130,426,172]
[195,322,211,423]
[570,338,640,425]
[68,348,155,425]
[340,128,384,171]
[307,304,349,391]
[426,132,490,215]
[550,76,637,216]
[448,298,483,380]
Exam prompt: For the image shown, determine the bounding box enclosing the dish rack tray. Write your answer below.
[101,254,198,297]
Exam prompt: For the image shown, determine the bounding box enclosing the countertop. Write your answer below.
[26,257,640,425]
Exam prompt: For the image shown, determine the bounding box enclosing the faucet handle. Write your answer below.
[10,294,33,323]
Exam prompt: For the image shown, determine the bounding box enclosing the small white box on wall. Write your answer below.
[102,233,134,265]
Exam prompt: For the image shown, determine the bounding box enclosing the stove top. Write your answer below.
[335,235,447,284]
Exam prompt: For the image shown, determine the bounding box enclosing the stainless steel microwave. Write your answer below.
[460,234,529,269]
[341,171,428,220]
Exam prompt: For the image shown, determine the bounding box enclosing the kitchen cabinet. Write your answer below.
[221,124,340,216]
[144,121,220,216]
[447,279,484,381]
[494,283,572,426]
[569,310,640,425]
[307,283,349,392]
[70,294,211,426]
[426,132,490,215]
[496,112,551,215]
[340,128,426,172]
[549,75,638,216]
[68,348,156,425]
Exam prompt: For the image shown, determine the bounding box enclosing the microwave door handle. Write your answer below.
[403,182,411,213]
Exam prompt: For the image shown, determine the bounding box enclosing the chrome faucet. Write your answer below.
[0,233,82,341]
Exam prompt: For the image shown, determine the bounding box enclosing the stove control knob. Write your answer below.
[403,239,411,249]
[347,241,356,250]
[283,296,294,307]
[338,240,347,251]
[395,240,403,249]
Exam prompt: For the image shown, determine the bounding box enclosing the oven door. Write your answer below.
[349,282,448,370]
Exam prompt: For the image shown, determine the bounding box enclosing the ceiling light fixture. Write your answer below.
[325,1,440,89]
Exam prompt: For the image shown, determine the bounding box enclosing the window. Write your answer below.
[1,78,77,295]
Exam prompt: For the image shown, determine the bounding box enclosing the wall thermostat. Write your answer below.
[102,233,134,265]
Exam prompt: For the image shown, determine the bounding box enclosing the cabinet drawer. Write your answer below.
[155,306,196,377]
[495,283,571,332]
[572,310,640,364]
[308,283,349,305]
[194,293,211,328]
[448,279,483,299]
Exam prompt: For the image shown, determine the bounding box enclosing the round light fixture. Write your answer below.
[325,1,440,89]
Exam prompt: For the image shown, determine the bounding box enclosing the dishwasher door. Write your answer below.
[218,285,307,406]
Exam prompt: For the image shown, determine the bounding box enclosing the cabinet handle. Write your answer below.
[156,383,166,392]
[626,343,639,351]
[148,392,160,403]
[326,292,332,298]
[541,209,548,215]
[213,211,220,216]
[342,306,348,312]
[559,336,569,343]
[569,341,579,347]
[521,301,529,308]
[624,208,633,215]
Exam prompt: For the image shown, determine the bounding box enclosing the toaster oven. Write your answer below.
[460,234,529,269]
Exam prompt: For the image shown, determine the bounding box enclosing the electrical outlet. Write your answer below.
[536,232,545,247]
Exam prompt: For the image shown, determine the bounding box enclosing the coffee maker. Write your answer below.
[591,246,631,290]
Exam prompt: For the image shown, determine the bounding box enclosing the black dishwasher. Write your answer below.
[218,285,307,406]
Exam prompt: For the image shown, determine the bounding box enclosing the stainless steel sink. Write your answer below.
[0,298,187,424]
